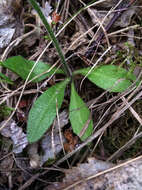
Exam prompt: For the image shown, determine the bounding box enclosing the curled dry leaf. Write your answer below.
[0,2,15,49]
[32,1,52,26]
[0,119,28,153]
[0,0,23,51]
[42,1,52,18]
[63,128,79,152]
[52,12,61,24]
[88,6,136,28]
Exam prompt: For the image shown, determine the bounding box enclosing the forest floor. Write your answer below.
[0,0,142,189]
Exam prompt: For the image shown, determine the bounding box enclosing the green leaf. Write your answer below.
[27,79,70,143]
[74,65,137,92]
[2,56,64,82]
[69,82,93,141]
[0,72,13,84]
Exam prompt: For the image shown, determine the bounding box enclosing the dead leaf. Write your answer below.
[0,119,28,153]
[45,157,142,190]
[0,0,23,51]
[88,7,136,28]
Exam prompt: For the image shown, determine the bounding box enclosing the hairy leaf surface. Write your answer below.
[27,79,69,143]
[75,65,137,92]
[69,82,93,141]
[2,56,64,82]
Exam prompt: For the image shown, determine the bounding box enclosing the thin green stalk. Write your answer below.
[28,0,71,77]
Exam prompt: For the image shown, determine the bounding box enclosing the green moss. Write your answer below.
[100,100,142,160]
[0,104,13,121]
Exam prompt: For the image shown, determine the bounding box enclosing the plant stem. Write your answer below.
[28,0,71,77]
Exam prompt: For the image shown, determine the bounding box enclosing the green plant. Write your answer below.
[0,0,139,143]
[0,104,13,120]
[0,62,13,84]
[1,56,138,143]
[0,72,13,84]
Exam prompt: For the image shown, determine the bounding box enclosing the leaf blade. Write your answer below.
[69,82,93,141]
[74,65,137,92]
[2,56,64,82]
[27,79,69,143]
[0,72,13,84]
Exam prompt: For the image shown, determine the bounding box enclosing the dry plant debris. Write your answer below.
[0,0,23,52]
[46,156,142,190]
[0,0,142,189]
[0,119,28,153]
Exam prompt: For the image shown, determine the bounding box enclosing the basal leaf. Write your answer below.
[0,72,13,84]
[27,79,69,143]
[69,82,93,141]
[74,65,137,92]
[2,56,64,82]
